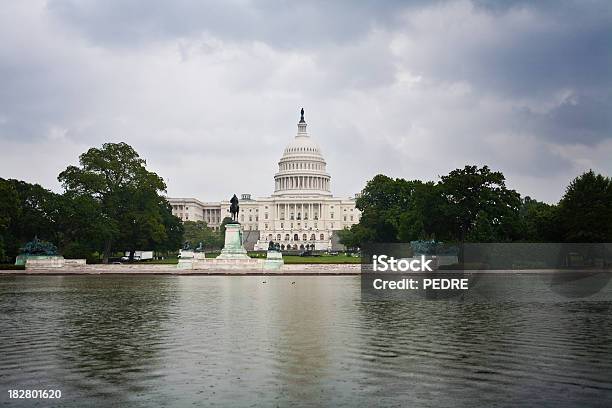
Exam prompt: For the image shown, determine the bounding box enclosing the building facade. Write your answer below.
[168,110,360,251]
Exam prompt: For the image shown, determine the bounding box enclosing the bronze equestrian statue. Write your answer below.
[230,194,240,222]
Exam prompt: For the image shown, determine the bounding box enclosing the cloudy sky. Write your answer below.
[1,0,611,203]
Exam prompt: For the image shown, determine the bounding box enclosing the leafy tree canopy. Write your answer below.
[558,170,612,242]
[58,142,181,262]
[440,165,521,242]
[183,220,223,250]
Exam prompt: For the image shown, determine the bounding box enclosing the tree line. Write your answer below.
[339,165,612,248]
[2,143,610,263]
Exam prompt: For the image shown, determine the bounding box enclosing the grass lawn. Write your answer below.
[282,255,361,264]
[139,258,179,264]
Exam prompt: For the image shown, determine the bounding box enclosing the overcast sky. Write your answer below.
[1,0,611,203]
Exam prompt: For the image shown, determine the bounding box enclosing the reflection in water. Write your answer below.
[1,275,612,407]
[0,276,179,407]
[58,277,177,400]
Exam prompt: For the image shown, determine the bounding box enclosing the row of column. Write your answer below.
[275,203,323,220]
[266,233,326,241]
[203,208,221,224]
[276,176,329,191]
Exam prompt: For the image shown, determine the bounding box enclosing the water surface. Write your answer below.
[1,275,611,407]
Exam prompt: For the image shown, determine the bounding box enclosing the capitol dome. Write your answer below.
[274,109,331,196]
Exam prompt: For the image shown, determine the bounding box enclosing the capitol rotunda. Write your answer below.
[168,109,360,251]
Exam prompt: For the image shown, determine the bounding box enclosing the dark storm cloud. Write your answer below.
[399,1,612,97]
[516,92,612,146]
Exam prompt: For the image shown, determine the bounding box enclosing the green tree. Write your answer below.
[183,220,223,250]
[0,179,62,259]
[337,227,358,250]
[58,142,180,262]
[0,179,20,261]
[156,200,184,253]
[439,165,521,243]
[517,196,559,242]
[397,181,449,242]
[557,170,612,242]
[355,175,421,242]
[53,192,114,261]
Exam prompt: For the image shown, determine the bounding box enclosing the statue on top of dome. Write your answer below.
[299,108,305,123]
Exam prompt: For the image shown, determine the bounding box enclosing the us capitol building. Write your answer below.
[167,109,361,251]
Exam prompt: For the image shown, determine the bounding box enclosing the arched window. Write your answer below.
[294,234,299,241]
[302,234,307,241]
[268,234,273,241]
[277,234,281,241]
[281,244,285,250]
[310,234,316,241]
[285,234,290,241]
[320,233,325,240]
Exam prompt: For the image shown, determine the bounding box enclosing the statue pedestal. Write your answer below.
[21,255,65,269]
[264,250,284,270]
[217,223,250,260]
[177,249,195,269]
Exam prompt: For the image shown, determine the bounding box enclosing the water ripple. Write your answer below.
[1,275,611,407]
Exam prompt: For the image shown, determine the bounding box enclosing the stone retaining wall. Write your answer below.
[6,262,362,275]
